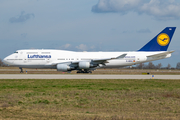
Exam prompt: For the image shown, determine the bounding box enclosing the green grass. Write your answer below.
[0,79,180,119]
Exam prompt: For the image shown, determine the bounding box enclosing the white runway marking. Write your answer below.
[0,74,180,79]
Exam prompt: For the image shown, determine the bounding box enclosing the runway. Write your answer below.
[0,74,180,79]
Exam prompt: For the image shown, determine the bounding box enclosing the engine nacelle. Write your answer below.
[57,64,70,72]
[79,62,90,69]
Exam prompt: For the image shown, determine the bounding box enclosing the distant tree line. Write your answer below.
[135,62,180,69]
[176,62,180,69]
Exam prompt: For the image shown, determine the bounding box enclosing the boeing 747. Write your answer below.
[3,27,176,73]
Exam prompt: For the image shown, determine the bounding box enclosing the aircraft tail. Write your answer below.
[138,27,176,51]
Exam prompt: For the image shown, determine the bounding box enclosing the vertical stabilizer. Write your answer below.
[138,27,176,51]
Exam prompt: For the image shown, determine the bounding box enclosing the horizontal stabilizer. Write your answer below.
[147,51,174,57]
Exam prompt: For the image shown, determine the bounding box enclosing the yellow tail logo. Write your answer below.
[157,33,170,46]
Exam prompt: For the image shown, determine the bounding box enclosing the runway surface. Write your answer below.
[0,74,180,79]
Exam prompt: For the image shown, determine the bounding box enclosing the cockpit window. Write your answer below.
[14,52,18,53]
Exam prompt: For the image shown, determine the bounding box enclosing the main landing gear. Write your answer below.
[19,67,23,73]
[77,69,92,73]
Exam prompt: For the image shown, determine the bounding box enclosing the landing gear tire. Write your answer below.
[77,70,92,74]
[84,69,92,74]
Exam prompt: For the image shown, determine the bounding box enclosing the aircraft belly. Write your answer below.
[12,65,56,69]
[105,60,134,68]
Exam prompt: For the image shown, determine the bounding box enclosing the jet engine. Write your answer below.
[57,64,70,71]
[79,62,90,69]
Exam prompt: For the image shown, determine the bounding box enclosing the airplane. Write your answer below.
[3,27,176,73]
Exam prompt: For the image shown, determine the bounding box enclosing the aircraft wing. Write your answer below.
[92,54,127,63]
[147,51,174,57]
[51,53,127,66]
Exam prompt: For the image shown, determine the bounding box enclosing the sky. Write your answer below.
[0,0,180,67]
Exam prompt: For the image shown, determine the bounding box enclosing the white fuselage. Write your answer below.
[3,49,171,69]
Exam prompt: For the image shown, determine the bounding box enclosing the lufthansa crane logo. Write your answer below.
[157,33,170,46]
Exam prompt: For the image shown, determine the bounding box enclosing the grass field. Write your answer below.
[0,79,180,119]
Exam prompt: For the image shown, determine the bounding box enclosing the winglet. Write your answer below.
[116,54,127,59]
